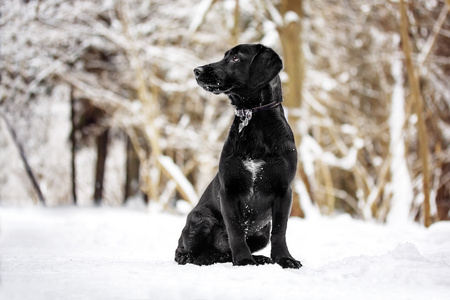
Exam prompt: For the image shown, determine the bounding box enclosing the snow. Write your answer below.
[158,155,199,205]
[187,0,216,37]
[284,11,301,25]
[294,179,320,219]
[1,206,449,299]
[387,59,413,225]
[299,134,359,172]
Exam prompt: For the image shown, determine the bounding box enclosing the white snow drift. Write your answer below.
[0,206,449,300]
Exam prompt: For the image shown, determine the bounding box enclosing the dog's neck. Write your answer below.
[234,101,281,133]
[228,76,282,110]
[231,76,283,133]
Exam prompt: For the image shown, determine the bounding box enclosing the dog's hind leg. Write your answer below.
[193,249,232,265]
[175,209,232,266]
[191,225,232,265]
[175,210,213,264]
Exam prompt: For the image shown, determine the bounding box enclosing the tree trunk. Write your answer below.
[94,128,109,205]
[400,0,431,227]
[230,0,240,45]
[70,88,77,204]
[278,0,303,111]
[436,162,450,221]
[277,0,309,217]
[124,135,141,203]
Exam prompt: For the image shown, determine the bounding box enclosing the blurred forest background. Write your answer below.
[1,0,449,226]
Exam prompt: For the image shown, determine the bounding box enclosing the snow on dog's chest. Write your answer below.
[241,159,269,225]
[242,159,265,186]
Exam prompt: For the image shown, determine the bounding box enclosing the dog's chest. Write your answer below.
[242,158,265,186]
[241,158,269,206]
[241,159,272,233]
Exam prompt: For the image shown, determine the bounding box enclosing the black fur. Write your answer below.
[175,44,301,269]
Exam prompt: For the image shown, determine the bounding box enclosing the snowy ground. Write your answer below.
[1,206,450,300]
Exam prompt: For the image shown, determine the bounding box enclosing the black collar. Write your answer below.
[234,101,281,133]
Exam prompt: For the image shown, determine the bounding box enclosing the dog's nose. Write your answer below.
[193,67,204,78]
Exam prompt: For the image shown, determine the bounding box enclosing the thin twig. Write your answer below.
[419,3,449,67]
[0,112,46,204]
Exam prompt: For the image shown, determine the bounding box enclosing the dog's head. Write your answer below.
[194,44,282,101]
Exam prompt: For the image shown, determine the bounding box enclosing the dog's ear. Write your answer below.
[248,45,283,90]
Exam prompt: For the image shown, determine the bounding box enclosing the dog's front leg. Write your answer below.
[219,189,256,266]
[271,187,302,269]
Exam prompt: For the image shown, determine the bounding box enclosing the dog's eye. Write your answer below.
[231,55,239,62]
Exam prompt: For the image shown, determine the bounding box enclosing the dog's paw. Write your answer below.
[175,254,189,265]
[274,257,302,269]
[233,257,257,266]
[175,249,193,265]
[194,251,231,266]
[252,255,274,265]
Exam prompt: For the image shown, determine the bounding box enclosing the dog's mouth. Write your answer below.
[194,66,233,95]
[197,79,231,95]
[201,84,230,94]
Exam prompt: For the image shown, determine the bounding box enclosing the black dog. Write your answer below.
[175,44,301,269]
